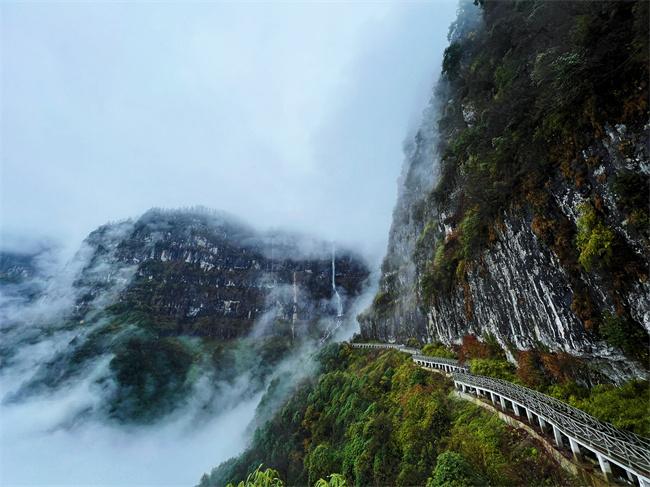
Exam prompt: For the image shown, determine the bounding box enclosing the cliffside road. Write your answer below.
[351,343,650,487]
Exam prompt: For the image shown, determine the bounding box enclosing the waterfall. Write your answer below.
[332,245,343,317]
[291,271,297,342]
[319,245,344,345]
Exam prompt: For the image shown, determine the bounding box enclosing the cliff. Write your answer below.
[79,207,369,339]
[0,207,370,422]
[360,0,649,381]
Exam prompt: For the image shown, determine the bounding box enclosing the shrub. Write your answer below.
[305,444,341,486]
[468,358,516,382]
[574,381,650,437]
[442,43,463,80]
[108,336,194,422]
[612,171,650,233]
[421,239,460,299]
[612,171,650,212]
[406,337,422,348]
[600,311,649,362]
[427,451,483,487]
[458,334,504,363]
[372,290,394,316]
[551,380,650,437]
[459,207,485,261]
[422,343,457,359]
[575,203,615,271]
[314,474,347,487]
[225,465,285,487]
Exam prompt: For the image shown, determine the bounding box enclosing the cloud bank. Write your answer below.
[1,1,457,262]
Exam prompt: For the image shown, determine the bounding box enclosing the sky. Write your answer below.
[1,0,458,263]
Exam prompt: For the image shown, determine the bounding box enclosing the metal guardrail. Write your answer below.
[412,354,468,370]
[452,372,650,477]
[400,347,421,355]
[350,341,650,481]
[351,343,466,369]
[350,342,403,350]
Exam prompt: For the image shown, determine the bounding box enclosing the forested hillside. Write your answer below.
[201,345,574,486]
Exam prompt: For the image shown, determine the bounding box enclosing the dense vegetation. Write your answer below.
[201,345,573,486]
[417,0,649,361]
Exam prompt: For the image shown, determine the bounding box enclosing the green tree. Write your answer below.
[226,465,285,487]
[314,474,348,487]
[575,203,615,272]
[600,312,649,362]
[469,358,516,381]
[427,451,483,487]
[422,343,456,359]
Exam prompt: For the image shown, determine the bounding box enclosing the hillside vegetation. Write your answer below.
[201,345,574,486]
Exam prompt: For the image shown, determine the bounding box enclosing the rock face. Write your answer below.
[361,0,649,381]
[362,119,649,379]
[0,207,370,423]
[76,208,370,339]
[359,102,440,343]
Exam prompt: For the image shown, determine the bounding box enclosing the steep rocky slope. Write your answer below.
[0,208,370,422]
[80,208,369,339]
[360,0,649,381]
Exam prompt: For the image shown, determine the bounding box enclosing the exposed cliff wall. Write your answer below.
[361,0,649,381]
[0,208,370,422]
[359,100,441,343]
[71,208,370,339]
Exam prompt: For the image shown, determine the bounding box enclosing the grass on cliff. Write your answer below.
[201,345,573,487]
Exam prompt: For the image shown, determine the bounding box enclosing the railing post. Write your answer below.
[552,424,564,448]
[490,392,496,404]
[512,403,521,416]
[538,416,546,431]
[499,396,507,410]
[568,437,582,462]
[597,453,614,482]
[525,408,534,424]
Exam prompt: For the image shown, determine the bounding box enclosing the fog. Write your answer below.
[1,354,263,486]
[1,0,457,262]
[0,221,378,486]
[1,1,459,485]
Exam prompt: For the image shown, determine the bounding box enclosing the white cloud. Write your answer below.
[1,1,457,263]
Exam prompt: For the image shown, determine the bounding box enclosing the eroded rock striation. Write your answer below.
[78,208,370,339]
[360,0,649,381]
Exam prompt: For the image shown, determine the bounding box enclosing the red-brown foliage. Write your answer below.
[458,335,491,363]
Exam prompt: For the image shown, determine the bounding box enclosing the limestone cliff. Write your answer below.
[360,0,649,381]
